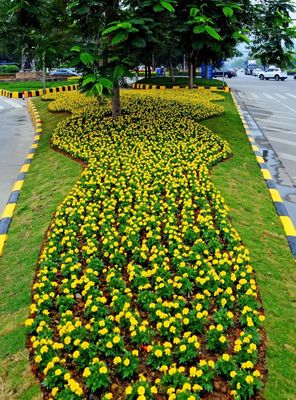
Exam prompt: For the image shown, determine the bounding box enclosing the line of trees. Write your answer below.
[0,0,295,116]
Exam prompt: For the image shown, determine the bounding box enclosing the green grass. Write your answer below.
[204,94,296,400]
[0,92,295,399]
[0,80,79,93]
[0,98,82,399]
[137,76,226,87]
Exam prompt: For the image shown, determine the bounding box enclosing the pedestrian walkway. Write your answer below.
[0,98,34,216]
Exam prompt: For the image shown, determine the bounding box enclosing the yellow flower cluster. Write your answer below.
[26,89,265,399]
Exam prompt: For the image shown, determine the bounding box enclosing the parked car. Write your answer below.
[49,68,79,76]
[252,68,263,76]
[213,68,237,78]
[258,67,287,81]
[294,74,296,80]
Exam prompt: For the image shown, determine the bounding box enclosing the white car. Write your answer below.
[258,68,287,81]
[252,68,263,76]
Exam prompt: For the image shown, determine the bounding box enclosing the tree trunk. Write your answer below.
[145,65,148,79]
[42,51,46,92]
[152,52,155,69]
[20,47,26,72]
[188,60,193,89]
[193,59,196,78]
[31,58,36,72]
[169,56,175,83]
[148,64,152,79]
[112,84,121,118]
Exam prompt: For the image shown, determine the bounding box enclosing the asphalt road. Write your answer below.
[0,98,34,216]
[227,73,296,222]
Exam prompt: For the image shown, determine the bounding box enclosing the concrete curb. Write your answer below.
[0,100,41,256]
[0,84,78,99]
[132,83,230,92]
[231,92,296,260]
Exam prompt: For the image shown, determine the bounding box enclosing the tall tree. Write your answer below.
[251,0,296,69]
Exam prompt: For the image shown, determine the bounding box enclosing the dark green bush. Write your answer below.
[0,64,19,73]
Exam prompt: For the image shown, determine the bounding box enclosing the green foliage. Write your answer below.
[0,64,19,73]
[251,0,296,68]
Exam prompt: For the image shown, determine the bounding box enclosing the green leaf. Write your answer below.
[102,25,121,36]
[160,0,175,12]
[204,26,222,40]
[71,45,81,53]
[153,4,163,12]
[94,82,103,95]
[132,37,146,48]
[98,78,113,90]
[80,52,94,65]
[193,25,205,34]
[81,74,97,87]
[113,65,125,79]
[111,32,128,45]
[118,22,132,30]
[223,7,233,17]
[190,8,199,18]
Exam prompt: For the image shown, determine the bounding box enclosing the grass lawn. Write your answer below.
[0,99,82,399]
[0,80,79,93]
[0,92,295,399]
[137,76,226,87]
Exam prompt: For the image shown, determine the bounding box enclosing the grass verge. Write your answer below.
[204,94,296,400]
[0,80,79,93]
[137,76,226,87]
[0,93,295,399]
[0,98,82,399]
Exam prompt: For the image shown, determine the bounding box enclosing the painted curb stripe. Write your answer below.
[0,99,41,256]
[1,85,78,99]
[131,83,230,92]
[0,234,8,254]
[0,219,11,234]
[231,91,296,260]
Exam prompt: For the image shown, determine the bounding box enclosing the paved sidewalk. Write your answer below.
[0,98,34,215]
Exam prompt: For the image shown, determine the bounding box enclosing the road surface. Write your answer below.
[228,73,296,222]
[0,97,34,216]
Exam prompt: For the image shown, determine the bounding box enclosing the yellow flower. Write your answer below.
[245,375,254,384]
[124,358,130,366]
[64,336,71,345]
[125,386,133,395]
[253,370,261,377]
[51,387,59,396]
[179,344,186,352]
[83,367,91,377]
[113,356,122,365]
[154,349,163,358]
[222,353,230,361]
[151,386,158,394]
[99,366,108,374]
[25,318,34,327]
[230,371,237,378]
[55,369,62,376]
[137,386,145,395]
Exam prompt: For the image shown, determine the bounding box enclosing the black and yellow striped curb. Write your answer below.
[231,93,296,259]
[132,83,230,92]
[0,84,78,99]
[0,100,41,256]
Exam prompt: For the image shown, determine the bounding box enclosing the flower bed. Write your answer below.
[26,90,265,400]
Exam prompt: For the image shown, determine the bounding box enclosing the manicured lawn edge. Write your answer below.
[0,92,295,399]
[204,94,296,400]
[0,98,82,399]
[136,77,227,87]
